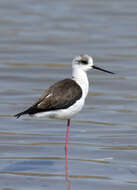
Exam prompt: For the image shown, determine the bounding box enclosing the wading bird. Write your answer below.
[15,54,114,154]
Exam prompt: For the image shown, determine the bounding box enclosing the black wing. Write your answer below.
[15,79,82,118]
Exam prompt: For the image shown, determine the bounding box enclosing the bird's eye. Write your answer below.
[80,60,88,64]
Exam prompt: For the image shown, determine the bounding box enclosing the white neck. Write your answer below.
[72,65,89,98]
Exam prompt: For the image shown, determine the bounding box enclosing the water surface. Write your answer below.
[1,0,137,189]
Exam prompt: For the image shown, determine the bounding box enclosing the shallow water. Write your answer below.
[1,0,137,189]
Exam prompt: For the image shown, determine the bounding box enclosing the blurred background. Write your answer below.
[0,0,137,189]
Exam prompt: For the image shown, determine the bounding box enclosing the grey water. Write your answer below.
[1,0,137,189]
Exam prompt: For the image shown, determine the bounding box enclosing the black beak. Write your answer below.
[92,65,115,74]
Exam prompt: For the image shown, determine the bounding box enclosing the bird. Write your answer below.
[14,54,114,153]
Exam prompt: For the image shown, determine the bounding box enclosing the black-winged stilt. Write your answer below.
[15,54,114,155]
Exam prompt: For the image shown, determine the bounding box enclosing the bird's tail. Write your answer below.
[14,110,28,119]
[14,104,38,118]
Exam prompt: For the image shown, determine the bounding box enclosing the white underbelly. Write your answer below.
[34,98,85,120]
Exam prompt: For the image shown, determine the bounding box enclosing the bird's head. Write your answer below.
[72,54,114,74]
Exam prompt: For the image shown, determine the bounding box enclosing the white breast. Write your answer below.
[72,65,89,98]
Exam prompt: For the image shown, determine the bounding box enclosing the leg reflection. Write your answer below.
[65,119,71,190]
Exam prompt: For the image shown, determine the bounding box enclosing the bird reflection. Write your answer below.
[65,119,71,190]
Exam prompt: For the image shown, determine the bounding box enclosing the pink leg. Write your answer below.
[65,119,70,155]
[65,119,70,180]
